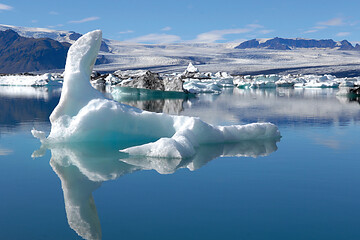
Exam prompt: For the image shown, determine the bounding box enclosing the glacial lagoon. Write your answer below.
[1,86,360,240]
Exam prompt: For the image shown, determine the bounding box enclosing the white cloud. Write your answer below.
[31,20,38,23]
[68,16,100,24]
[304,18,343,34]
[49,11,59,15]
[246,24,264,29]
[258,29,273,35]
[47,24,64,29]
[0,3,12,10]
[314,26,326,30]
[161,26,172,31]
[318,17,344,26]
[304,29,319,34]
[119,30,134,34]
[191,28,251,43]
[336,32,350,37]
[126,33,181,44]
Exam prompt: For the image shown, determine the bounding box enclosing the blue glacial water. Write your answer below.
[1,86,360,240]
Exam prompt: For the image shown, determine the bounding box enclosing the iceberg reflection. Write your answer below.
[35,138,279,240]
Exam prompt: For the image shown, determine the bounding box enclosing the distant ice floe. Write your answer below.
[0,73,62,86]
[32,30,281,159]
[234,74,360,89]
[88,61,360,95]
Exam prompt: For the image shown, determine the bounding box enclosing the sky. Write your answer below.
[1,0,360,44]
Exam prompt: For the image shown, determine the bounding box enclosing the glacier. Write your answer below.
[32,30,281,159]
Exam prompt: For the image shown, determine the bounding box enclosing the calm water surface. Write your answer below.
[1,86,360,240]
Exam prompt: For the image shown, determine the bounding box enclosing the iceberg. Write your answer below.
[0,73,60,86]
[183,78,223,93]
[185,62,199,73]
[32,30,281,159]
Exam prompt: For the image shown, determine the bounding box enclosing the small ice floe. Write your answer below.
[234,75,277,89]
[0,73,61,86]
[234,74,348,89]
[275,75,296,87]
[180,67,235,93]
[32,30,281,159]
[212,71,234,87]
[294,75,339,88]
[186,62,198,73]
[183,78,223,93]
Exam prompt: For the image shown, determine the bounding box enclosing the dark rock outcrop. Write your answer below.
[0,29,70,73]
[68,32,82,41]
[238,39,260,49]
[339,40,354,50]
[114,70,185,92]
[115,70,165,90]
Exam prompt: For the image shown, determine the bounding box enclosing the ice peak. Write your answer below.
[186,62,199,73]
[65,30,102,77]
[50,30,103,123]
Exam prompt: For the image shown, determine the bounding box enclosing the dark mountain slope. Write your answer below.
[0,29,70,73]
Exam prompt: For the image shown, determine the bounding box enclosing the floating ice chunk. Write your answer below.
[339,79,356,88]
[185,62,198,73]
[215,71,231,78]
[34,30,280,159]
[122,122,280,158]
[183,79,222,93]
[294,75,339,88]
[0,73,57,86]
[104,74,121,85]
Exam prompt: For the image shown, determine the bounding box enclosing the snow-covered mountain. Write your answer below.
[0,24,80,43]
[1,24,360,76]
[0,24,110,52]
[235,37,360,51]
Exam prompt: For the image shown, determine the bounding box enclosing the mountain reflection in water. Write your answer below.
[33,138,279,240]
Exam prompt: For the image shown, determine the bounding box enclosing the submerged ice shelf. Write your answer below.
[32,30,281,159]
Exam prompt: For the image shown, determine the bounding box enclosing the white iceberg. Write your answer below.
[185,62,198,73]
[32,30,281,159]
[0,73,59,86]
[183,78,223,93]
[294,75,339,88]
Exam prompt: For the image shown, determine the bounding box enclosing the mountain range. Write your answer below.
[1,24,360,76]
[235,37,360,51]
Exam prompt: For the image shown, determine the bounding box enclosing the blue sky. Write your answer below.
[1,0,360,44]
